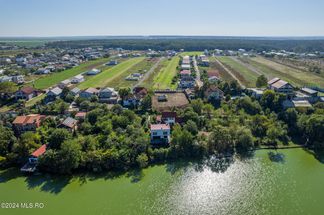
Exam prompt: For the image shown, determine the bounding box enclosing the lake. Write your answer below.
[0,148,324,215]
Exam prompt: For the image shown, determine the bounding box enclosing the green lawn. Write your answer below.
[78,57,145,89]
[217,56,259,87]
[179,51,203,56]
[33,58,109,89]
[248,57,324,87]
[104,58,158,89]
[25,94,46,107]
[153,56,179,89]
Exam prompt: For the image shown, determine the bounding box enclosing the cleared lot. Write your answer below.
[78,57,145,89]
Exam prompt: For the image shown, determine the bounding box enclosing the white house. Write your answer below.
[268,78,294,96]
[71,74,85,84]
[150,124,170,145]
[98,87,118,104]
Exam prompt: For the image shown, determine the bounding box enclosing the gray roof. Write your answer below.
[61,117,77,128]
[48,87,62,96]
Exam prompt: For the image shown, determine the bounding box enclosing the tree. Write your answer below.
[256,75,268,87]
[140,95,151,111]
[13,132,41,161]
[118,88,131,100]
[184,120,198,135]
[298,114,324,147]
[136,153,148,168]
[0,82,17,94]
[208,126,234,154]
[171,125,196,157]
[58,139,82,174]
[235,127,254,152]
[0,125,17,156]
[48,128,72,149]
[191,99,203,115]
[237,96,261,115]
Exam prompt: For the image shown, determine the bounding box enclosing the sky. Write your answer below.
[0,0,324,37]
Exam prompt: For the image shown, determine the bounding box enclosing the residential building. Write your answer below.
[70,87,81,96]
[12,114,45,133]
[58,79,71,89]
[99,87,119,104]
[86,68,101,75]
[71,74,85,84]
[75,112,87,120]
[45,87,62,102]
[204,85,224,101]
[79,87,99,99]
[15,86,38,100]
[150,124,171,145]
[11,75,25,84]
[59,117,78,131]
[268,78,294,96]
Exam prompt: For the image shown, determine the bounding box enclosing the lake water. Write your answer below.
[0,148,324,215]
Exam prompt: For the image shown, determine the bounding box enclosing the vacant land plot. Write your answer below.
[179,51,203,56]
[152,91,189,112]
[152,56,179,89]
[140,58,168,89]
[78,57,145,89]
[33,58,109,89]
[248,57,324,87]
[217,56,259,87]
[106,58,158,89]
[208,57,235,82]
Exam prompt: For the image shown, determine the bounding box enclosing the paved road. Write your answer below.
[133,57,164,89]
[193,57,203,87]
[213,56,245,88]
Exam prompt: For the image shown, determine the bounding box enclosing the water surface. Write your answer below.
[0,149,323,215]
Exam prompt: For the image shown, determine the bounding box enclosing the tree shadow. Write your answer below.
[268,151,285,163]
[126,168,144,183]
[0,168,22,183]
[25,174,72,194]
[205,155,234,173]
[303,148,324,164]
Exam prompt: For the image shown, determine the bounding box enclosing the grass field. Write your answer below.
[179,51,203,56]
[33,58,109,89]
[78,57,145,89]
[247,57,324,87]
[104,58,158,89]
[25,94,46,107]
[217,56,259,87]
[152,56,179,89]
[140,58,168,89]
[208,57,235,82]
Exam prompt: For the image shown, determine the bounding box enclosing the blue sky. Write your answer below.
[0,0,324,37]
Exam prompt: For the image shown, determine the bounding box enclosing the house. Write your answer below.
[35,68,51,75]
[0,75,12,83]
[204,86,224,101]
[11,75,25,84]
[71,74,85,84]
[122,94,138,107]
[45,87,62,102]
[161,112,177,125]
[133,87,148,98]
[70,87,81,96]
[12,114,45,134]
[15,86,38,100]
[86,69,101,75]
[59,117,78,131]
[79,87,99,99]
[247,88,265,100]
[75,112,87,120]
[179,76,195,89]
[180,70,191,77]
[106,60,118,66]
[268,78,294,96]
[181,64,191,70]
[150,124,171,145]
[21,144,47,173]
[58,79,71,89]
[294,87,320,103]
[98,87,119,104]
